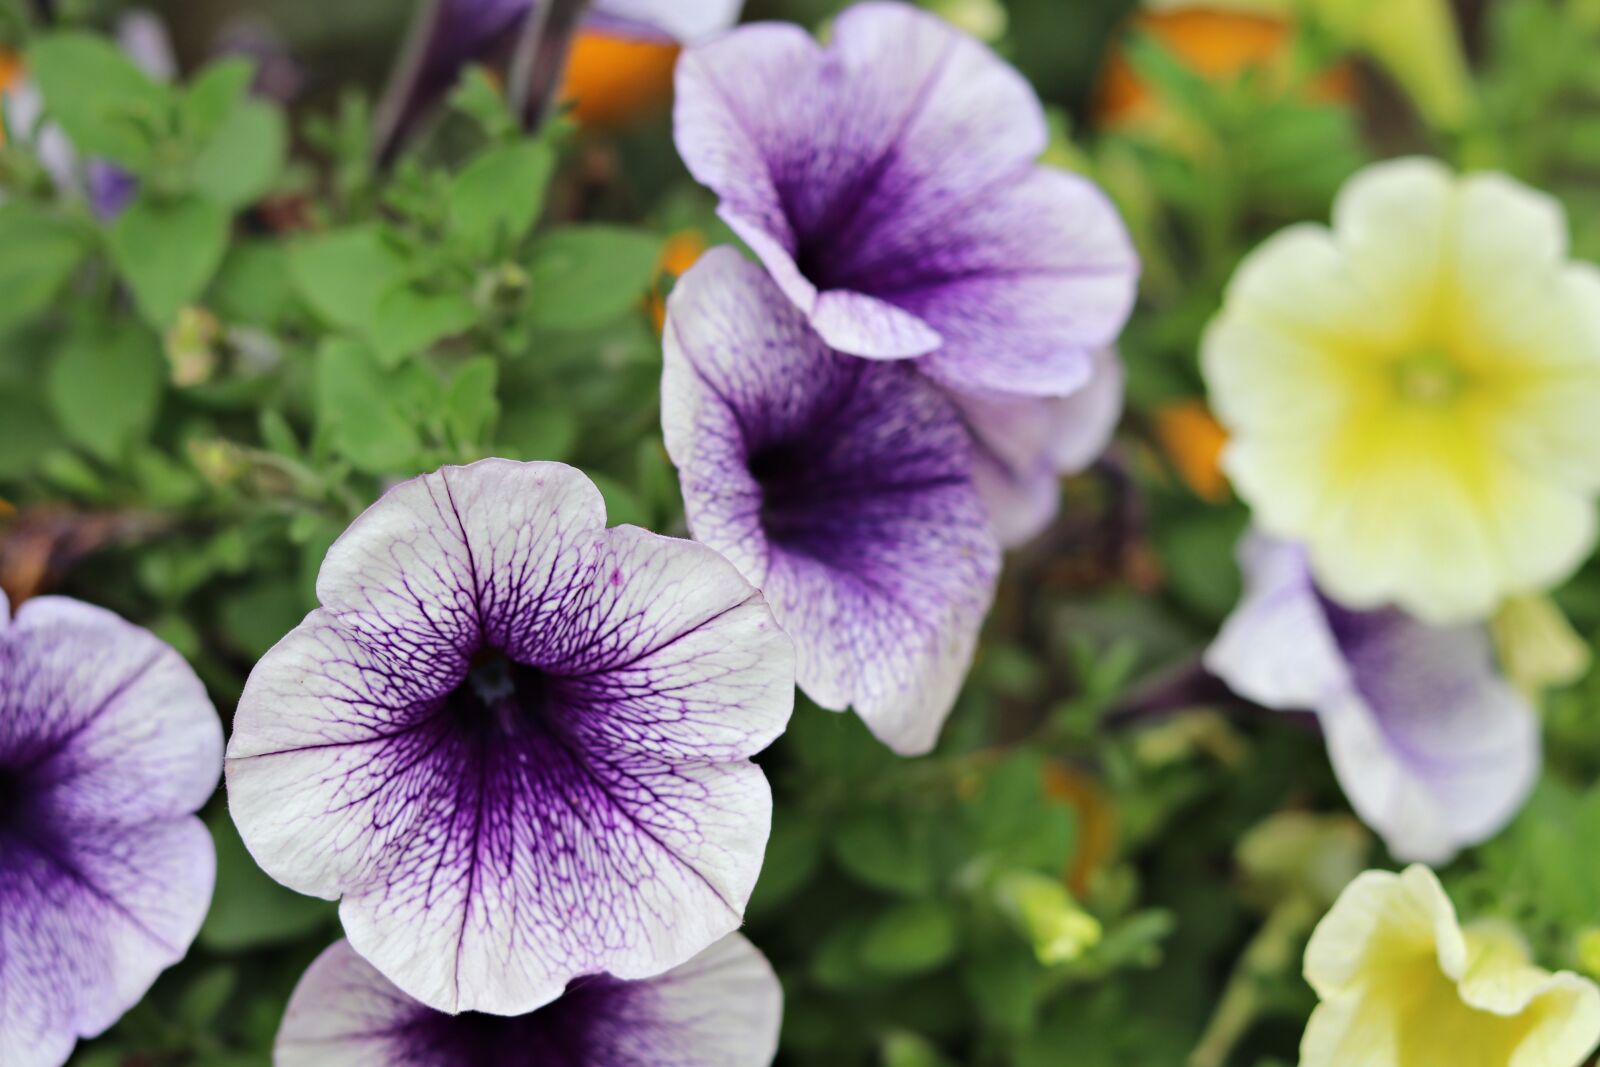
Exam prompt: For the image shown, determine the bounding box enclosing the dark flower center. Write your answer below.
[402,975,626,1065]
[748,440,838,554]
[0,765,25,833]
[447,648,561,738]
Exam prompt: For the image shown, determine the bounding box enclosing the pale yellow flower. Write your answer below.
[1204,158,1600,623]
[1302,865,1600,1067]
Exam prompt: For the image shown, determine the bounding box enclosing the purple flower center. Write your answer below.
[0,766,21,828]
[748,440,832,551]
[398,974,629,1065]
[450,649,561,739]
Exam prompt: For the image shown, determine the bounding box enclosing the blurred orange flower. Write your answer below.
[559,29,681,130]
[1155,399,1230,501]
[1042,762,1118,898]
[0,50,23,147]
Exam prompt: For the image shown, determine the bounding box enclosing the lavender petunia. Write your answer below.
[225,459,793,1016]
[662,248,1000,756]
[674,1,1137,399]
[0,590,222,1067]
[956,347,1125,547]
[1205,534,1539,864]
[276,932,781,1066]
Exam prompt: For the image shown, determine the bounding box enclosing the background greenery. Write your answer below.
[4,0,1600,1063]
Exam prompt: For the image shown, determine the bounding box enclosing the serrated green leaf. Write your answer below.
[183,57,254,145]
[109,195,230,325]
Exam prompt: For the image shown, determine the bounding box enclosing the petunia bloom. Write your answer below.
[0,590,223,1067]
[1206,533,1537,864]
[662,247,1000,756]
[1203,158,1600,623]
[276,933,781,1066]
[674,1,1137,401]
[226,460,793,1016]
[1302,864,1600,1067]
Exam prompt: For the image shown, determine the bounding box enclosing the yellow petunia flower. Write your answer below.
[1302,865,1600,1067]
[1203,158,1600,623]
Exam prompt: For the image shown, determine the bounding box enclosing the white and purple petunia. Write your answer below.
[663,247,1000,757]
[275,932,782,1066]
[673,1,1138,401]
[225,459,794,1017]
[1205,534,1539,865]
[0,590,223,1067]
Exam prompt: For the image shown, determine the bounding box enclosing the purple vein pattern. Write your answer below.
[225,460,794,1016]
[276,932,781,1066]
[662,248,1000,756]
[1205,533,1539,864]
[673,0,1138,399]
[0,590,222,1067]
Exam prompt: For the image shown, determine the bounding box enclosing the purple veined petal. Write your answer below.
[226,459,794,1016]
[1206,533,1539,864]
[275,933,782,1066]
[954,347,1125,547]
[0,594,222,1067]
[675,2,1137,388]
[662,247,1000,757]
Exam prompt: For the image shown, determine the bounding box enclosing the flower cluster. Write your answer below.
[666,0,1136,752]
[1204,158,1600,865]
[214,1,1136,1056]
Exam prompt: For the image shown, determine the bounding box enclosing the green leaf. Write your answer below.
[46,323,164,460]
[183,57,254,144]
[200,810,335,951]
[109,195,231,325]
[178,965,238,1031]
[288,225,412,337]
[192,100,287,208]
[372,285,478,367]
[832,810,939,897]
[588,471,650,528]
[524,226,662,331]
[858,900,960,976]
[450,140,557,255]
[445,357,500,447]
[28,32,169,167]
[748,810,823,917]
[0,392,61,477]
[0,202,88,336]
[211,240,295,326]
[312,337,422,474]
[496,405,577,461]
